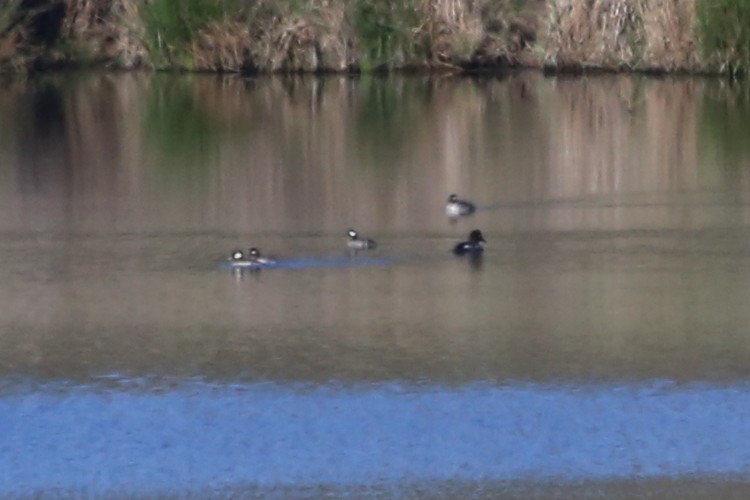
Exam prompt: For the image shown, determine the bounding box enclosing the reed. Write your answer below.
[10,0,746,76]
[244,0,351,72]
[1,0,541,73]
[544,0,698,73]
[185,0,506,73]
[185,0,354,72]
[639,0,696,72]
[159,0,547,73]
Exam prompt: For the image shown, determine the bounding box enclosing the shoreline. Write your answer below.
[0,1,746,78]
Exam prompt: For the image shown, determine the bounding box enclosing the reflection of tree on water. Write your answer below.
[3,73,750,236]
[700,84,750,176]
[145,75,224,185]
[353,77,429,166]
[9,74,147,218]
[17,81,70,195]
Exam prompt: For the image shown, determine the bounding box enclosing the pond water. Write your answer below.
[1,72,750,497]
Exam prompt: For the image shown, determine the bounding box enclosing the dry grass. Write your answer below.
[187,0,353,72]
[61,0,147,68]
[0,0,147,71]
[190,20,250,72]
[416,0,485,65]
[187,0,519,72]
[545,0,646,70]
[250,0,351,72]
[544,0,699,72]
[0,0,725,74]
[0,0,544,73]
[640,0,697,71]
[138,0,547,72]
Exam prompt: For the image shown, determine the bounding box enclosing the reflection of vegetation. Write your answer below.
[353,77,427,164]
[144,76,220,182]
[142,0,241,68]
[700,85,750,166]
[697,0,750,75]
[700,82,750,194]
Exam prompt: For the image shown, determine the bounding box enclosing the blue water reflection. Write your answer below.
[2,380,749,495]
[217,255,396,271]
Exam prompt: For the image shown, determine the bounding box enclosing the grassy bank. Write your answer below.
[0,0,748,76]
[0,0,542,73]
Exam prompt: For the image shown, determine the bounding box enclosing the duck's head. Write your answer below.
[230,249,244,261]
[469,229,486,243]
[347,229,358,240]
[248,247,261,259]
[448,194,458,203]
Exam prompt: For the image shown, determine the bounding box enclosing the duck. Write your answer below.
[445,193,476,217]
[228,247,276,268]
[453,229,486,256]
[247,247,276,266]
[347,229,377,250]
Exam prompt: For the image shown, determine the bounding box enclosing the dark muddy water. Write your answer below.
[1,72,749,497]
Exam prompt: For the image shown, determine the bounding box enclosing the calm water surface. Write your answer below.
[1,73,750,497]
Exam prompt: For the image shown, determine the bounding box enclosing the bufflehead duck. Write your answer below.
[453,229,486,256]
[247,247,276,266]
[228,247,276,268]
[347,229,377,250]
[445,193,476,217]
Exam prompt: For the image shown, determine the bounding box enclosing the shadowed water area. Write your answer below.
[1,73,750,497]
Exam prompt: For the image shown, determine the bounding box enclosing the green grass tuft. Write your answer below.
[141,0,240,68]
[697,0,750,76]
[353,0,425,70]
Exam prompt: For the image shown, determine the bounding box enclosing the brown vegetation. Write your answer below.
[183,0,546,73]
[544,0,699,72]
[0,0,745,75]
[0,0,545,73]
[0,0,146,71]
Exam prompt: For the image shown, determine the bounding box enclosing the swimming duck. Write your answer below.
[347,229,377,250]
[445,194,476,217]
[247,247,276,266]
[230,249,246,263]
[228,247,276,268]
[453,229,486,256]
